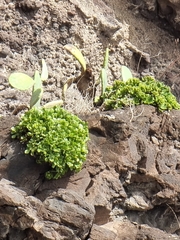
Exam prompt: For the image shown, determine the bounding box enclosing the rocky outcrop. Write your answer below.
[0,179,94,239]
[133,0,180,33]
[1,105,180,239]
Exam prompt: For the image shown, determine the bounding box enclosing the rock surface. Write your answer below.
[136,0,180,33]
[0,179,94,239]
[1,105,180,239]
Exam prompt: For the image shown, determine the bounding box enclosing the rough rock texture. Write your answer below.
[131,0,180,34]
[0,179,94,239]
[1,0,180,239]
[1,105,180,239]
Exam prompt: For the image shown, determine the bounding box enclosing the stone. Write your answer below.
[43,189,95,239]
[125,191,153,211]
[85,169,126,224]
[88,224,117,240]
[1,104,180,238]
[134,0,180,33]
[0,179,95,239]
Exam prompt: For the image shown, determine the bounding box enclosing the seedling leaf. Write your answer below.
[34,70,42,91]
[101,68,107,95]
[64,44,86,72]
[62,78,74,98]
[121,66,133,82]
[9,73,34,90]
[30,88,43,108]
[41,59,48,81]
[30,70,43,108]
[43,100,64,108]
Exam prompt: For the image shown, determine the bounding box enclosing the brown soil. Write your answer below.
[1,0,180,117]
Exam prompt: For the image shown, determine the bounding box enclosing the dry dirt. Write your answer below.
[0,0,180,117]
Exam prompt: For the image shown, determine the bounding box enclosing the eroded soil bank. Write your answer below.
[1,0,180,116]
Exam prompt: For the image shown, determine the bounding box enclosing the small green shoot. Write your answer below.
[64,44,86,72]
[121,65,133,82]
[63,45,95,98]
[30,70,43,108]
[94,48,109,105]
[41,59,48,81]
[63,44,87,97]
[8,59,63,109]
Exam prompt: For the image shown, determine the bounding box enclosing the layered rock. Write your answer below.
[1,105,180,239]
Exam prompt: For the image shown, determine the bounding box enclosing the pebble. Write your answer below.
[151,136,159,145]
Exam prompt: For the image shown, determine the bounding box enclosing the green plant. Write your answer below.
[63,44,87,97]
[8,59,63,109]
[101,76,180,111]
[64,44,87,72]
[11,106,89,180]
[99,47,109,95]
[121,65,133,82]
[9,58,89,180]
[64,45,110,101]
[9,48,179,182]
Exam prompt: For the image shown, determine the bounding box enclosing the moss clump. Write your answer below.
[102,76,180,111]
[11,106,89,179]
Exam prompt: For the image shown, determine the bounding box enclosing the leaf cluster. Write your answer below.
[101,76,180,111]
[11,106,89,179]
[8,59,63,109]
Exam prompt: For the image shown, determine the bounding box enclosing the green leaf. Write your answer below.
[64,44,86,72]
[41,59,48,81]
[9,73,34,90]
[43,100,64,108]
[62,78,74,98]
[95,48,109,102]
[101,48,109,95]
[30,88,43,108]
[30,70,43,108]
[34,70,42,90]
[101,68,107,95]
[121,66,133,82]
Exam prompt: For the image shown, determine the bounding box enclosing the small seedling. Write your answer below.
[8,59,63,109]
[100,47,109,95]
[94,48,109,105]
[63,44,95,99]
[121,65,133,82]
[64,44,86,72]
